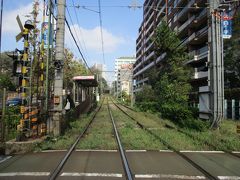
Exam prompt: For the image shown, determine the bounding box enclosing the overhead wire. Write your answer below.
[65,19,93,74]
[71,0,91,62]
[68,5,207,9]
[48,0,93,74]
[98,0,105,65]
[66,6,86,61]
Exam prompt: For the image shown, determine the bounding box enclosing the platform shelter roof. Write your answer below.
[73,75,98,87]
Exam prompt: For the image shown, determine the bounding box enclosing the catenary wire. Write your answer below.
[71,0,91,62]
[98,0,105,65]
[48,0,93,74]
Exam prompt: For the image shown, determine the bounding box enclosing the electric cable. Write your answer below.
[98,0,105,65]
[48,1,93,74]
[71,0,91,62]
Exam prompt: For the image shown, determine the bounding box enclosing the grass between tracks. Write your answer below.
[110,104,167,150]
[35,109,99,151]
[118,103,240,151]
[36,99,240,151]
[76,102,117,149]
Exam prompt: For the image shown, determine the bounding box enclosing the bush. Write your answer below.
[136,101,158,112]
[160,103,207,131]
[160,103,192,123]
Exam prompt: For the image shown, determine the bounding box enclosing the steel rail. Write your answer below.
[111,98,219,180]
[117,100,240,159]
[107,98,133,180]
[49,98,105,180]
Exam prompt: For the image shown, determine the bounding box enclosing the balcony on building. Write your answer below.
[193,71,208,80]
[145,30,154,46]
[178,15,195,36]
[145,51,154,62]
[186,45,208,65]
[144,0,154,20]
[177,0,194,21]
[190,26,208,45]
[177,0,188,7]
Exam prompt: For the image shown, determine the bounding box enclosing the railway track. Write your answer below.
[49,97,134,180]
[49,98,105,180]
[47,96,239,180]
[0,95,238,180]
[115,99,240,159]
[110,98,220,180]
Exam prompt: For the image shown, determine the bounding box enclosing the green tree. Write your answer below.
[138,21,205,130]
[90,66,109,93]
[63,49,89,90]
[0,52,17,90]
[152,21,192,125]
[135,85,157,112]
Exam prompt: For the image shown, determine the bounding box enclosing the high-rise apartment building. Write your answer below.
[134,0,208,103]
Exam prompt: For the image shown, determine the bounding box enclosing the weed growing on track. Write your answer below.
[110,104,167,150]
[76,104,117,150]
[35,113,96,151]
[118,103,240,151]
[184,120,240,151]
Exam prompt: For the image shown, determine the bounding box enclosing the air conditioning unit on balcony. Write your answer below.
[194,55,198,60]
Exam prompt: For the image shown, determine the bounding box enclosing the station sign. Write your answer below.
[42,22,52,48]
[222,13,232,39]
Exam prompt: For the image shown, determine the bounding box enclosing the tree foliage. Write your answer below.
[136,21,206,130]
[90,66,109,91]
[0,52,17,90]
[63,49,89,90]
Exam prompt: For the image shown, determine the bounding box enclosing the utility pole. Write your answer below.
[52,0,66,136]
[45,0,53,118]
[209,0,224,128]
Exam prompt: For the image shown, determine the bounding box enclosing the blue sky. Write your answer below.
[1,0,144,82]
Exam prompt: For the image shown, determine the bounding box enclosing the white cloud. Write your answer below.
[3,3,33,34]
[65,24,126,53]
[2,2,126,54]
[2,2,44,35]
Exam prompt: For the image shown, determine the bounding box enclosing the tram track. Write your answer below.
[107,98,133,180]
[1,97,240,179]
[116,100,240,159]
[110,98,219,180]
[49,97,135,180]
[49,98,105,180]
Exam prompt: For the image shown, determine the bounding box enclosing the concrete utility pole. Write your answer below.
[209,0,224,128]
[52,0,66,136]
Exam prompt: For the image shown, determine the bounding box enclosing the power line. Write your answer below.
[66,6,86,60]
[65,19,93,74]
[48,1,93,74]
[68,5,207,10]
[98,0,105,65]
[71,0,91,62]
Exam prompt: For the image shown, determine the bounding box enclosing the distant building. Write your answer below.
[114,57,136,96]
[119,66,133,95]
